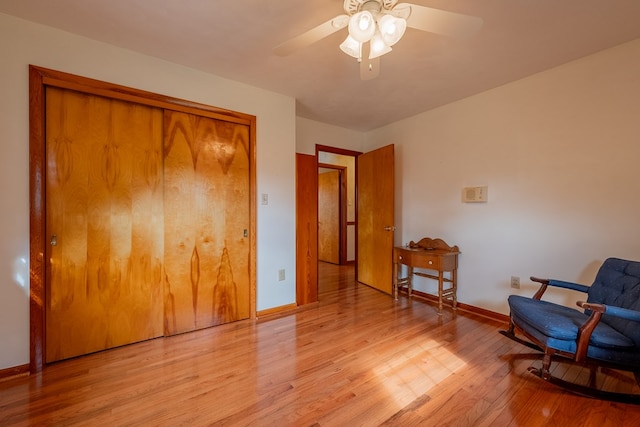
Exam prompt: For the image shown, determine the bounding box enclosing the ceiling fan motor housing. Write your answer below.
[344,0,397,16]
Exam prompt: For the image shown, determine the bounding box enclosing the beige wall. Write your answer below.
[296,117,365,155]
[0,13,296,370]
[366,39,640,314]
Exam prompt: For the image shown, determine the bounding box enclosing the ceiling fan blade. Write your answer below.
[395,3,483,39]
[360,44,380,80]
[274,14,350,56]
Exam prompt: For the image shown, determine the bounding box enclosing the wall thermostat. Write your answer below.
[462,186,488,203]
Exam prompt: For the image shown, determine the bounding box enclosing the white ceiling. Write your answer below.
[2,0,640,131]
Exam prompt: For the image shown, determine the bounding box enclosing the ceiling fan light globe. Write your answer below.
[348,11,376,42]
[378,14,406,46]
[339,35,361,59]
[369,33,392,59]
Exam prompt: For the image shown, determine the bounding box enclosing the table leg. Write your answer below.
[393,260,398,300]
[452,268,458,310]
[407,266,414,297]
[438,270,444,314]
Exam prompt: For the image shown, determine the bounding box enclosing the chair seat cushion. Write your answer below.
[508,295,635,349]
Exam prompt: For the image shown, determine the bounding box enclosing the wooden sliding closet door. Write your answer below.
[45,88,164,362]
[163,111,251,335]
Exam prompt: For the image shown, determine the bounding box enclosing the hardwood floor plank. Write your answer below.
[1,262,640,426]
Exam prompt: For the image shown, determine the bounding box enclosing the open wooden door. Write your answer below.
[357,144,394,294]
[318,169,340,264]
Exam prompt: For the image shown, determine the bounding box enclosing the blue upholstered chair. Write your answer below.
[501,257,640,403]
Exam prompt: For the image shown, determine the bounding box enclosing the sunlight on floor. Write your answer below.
[373,339,467,408]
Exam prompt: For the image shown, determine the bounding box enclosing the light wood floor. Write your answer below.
[1,263,640,426]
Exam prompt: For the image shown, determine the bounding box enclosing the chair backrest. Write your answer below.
[587,257,640,347]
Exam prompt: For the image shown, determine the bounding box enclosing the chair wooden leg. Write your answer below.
[526,348,553,380]
[541,349,553,380]
[505,320,515,335]
[588,366,598,388]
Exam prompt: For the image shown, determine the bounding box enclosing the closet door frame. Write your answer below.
[29,65,257,373]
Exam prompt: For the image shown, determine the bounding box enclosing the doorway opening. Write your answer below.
[296,144,395,306]
[315,145,360,302]
[316,145,360,267]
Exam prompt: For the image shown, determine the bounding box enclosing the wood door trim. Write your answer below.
[29,65,257,373]
[29,66,46,373]
[316,145,362,158]
[34,66,253,125]
[296,154,318,306]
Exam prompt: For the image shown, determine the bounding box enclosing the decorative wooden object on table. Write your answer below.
[393,237,460,314]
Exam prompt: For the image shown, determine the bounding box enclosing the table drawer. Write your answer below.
[410,253,440,270]
[396,250,441,270]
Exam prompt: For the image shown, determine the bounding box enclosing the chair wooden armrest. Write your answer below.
[579,300,640,320]
[530,277,590,300]
[530,277,549,300]
[574,301,604,362]
[573,301,640,363]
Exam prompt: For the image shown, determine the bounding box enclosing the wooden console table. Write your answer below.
[393,237,460,314]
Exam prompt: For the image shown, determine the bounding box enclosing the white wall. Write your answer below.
[366,39,640,315]
[0,13,296,370]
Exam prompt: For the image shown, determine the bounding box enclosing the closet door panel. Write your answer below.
[45,87,164,362]
[164,111,250,335]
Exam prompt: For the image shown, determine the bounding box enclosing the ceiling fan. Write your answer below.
[274,0,483,80]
